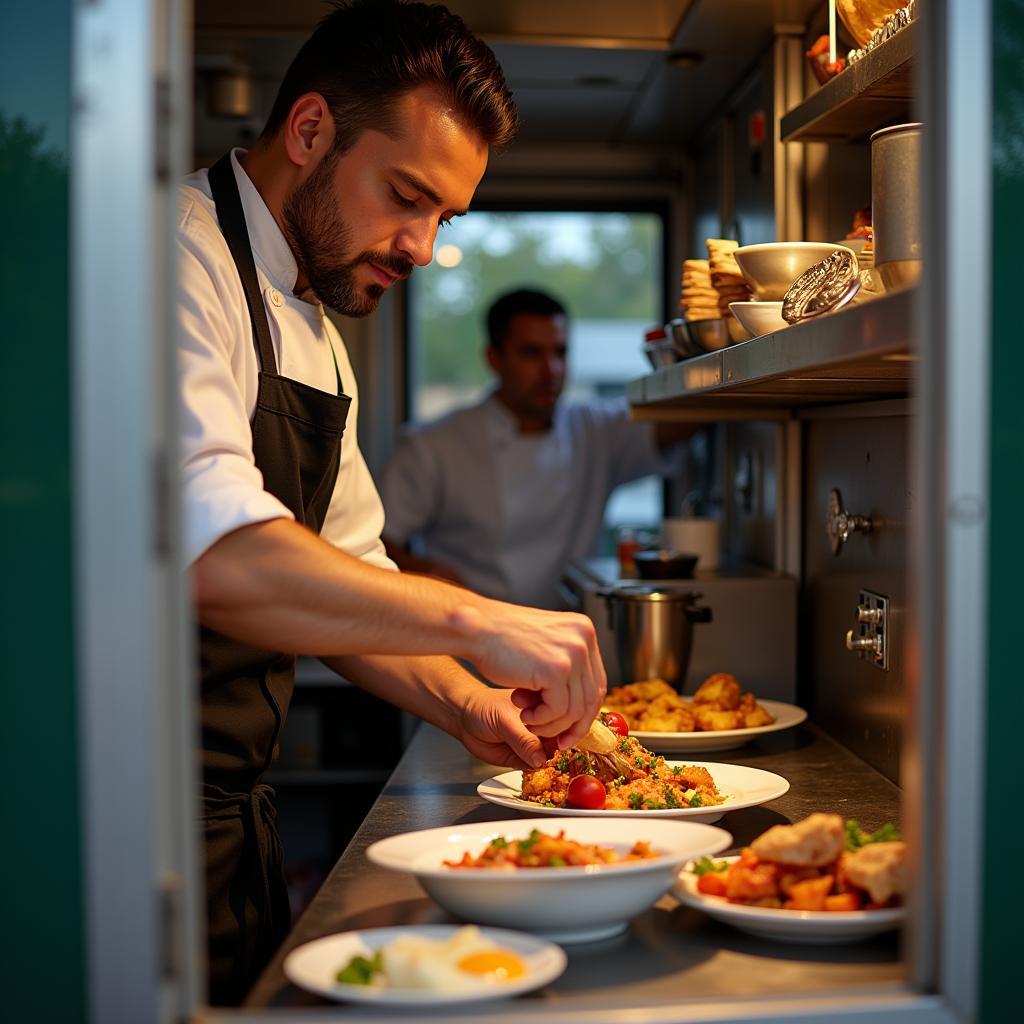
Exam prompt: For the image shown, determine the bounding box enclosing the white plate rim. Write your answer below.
[627,699,807,748]
[476,761,790,819]
[672,855,905,933]
[283,924,568,1005]
[367,817,733,879]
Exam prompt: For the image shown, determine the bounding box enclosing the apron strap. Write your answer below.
[208,153,279,377]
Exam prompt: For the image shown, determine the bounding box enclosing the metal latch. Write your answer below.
[827,488,873,556]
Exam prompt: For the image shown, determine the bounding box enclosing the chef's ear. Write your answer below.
[282,92,335,168]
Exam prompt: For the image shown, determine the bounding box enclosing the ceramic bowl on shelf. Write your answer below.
[728,301,789,339]
[366,817,732,944]
[734,242,856,300]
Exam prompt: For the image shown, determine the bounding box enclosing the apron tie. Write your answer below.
[247,783,286,950]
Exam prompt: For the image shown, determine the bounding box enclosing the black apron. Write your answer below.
[199,153,352,1006]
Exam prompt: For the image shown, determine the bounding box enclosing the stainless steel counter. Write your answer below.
[245,722,909,1021]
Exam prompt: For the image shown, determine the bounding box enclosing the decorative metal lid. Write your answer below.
[782,249,861,324]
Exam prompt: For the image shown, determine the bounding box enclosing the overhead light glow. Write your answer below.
[436,244,463,268]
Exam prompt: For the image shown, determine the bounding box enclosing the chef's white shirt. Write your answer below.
[176,148,395,571]
[379,394,679,609]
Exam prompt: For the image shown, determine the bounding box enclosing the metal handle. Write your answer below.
[685,605,713,624]
[827,488,873,555]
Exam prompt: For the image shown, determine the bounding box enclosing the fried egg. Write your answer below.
[381,926,526,992]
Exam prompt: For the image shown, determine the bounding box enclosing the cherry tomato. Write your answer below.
[565,774,606,810]
[602,711,629,737]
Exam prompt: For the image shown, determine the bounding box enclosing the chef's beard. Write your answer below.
[282,152,412,317]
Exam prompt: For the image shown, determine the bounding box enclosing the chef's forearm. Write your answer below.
[192,518,490,658]
[321,652,478,737]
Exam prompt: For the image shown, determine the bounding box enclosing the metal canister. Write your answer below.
[870,122,922,289]
[598,584,712,691]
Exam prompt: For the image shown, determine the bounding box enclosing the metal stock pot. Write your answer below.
[598,584,712,691]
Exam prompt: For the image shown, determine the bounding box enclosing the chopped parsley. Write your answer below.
[663,786,681,809]
[555,754,570,772]
[644,800,667,810]
[336,950,383,986]
[628,792,644,810]
[549,855,566,868]
[691,856,728,877]
[489,836,509,850]
[518,828,543,854]
[648,757,660,771]
[619,738,630,753]
[688,793,703,807]
[634,756,645,768]
[845,819,901,851]
[612,775,626,788]
[672,765,683,777]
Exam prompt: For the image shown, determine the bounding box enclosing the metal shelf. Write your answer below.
[780,22,916,143]
[627,287,914,420]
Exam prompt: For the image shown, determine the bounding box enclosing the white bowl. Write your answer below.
[367,817,732,944]
[728,301,790,339]
[734,242,856,300]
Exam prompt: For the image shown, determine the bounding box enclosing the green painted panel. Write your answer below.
[984,1,1024,1019]
[0,4,85,1022]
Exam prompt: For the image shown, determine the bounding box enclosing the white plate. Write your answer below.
[673,856,904,943]
[283,925,567,1005]
[367,818,732,944]
[477,761,790,824]
[631,700,807,753]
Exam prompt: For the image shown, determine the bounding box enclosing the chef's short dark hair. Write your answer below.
[486,289,569,350]
[261,0,518,153]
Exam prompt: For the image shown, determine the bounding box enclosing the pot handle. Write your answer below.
[686,605,713,624]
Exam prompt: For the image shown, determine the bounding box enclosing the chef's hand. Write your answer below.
[455,686,548,771]
[456,603,606,749]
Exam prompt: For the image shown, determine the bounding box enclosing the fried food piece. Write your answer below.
[637,701,696,732]
[693,673,742,710]
[840,842,907,905]
[750,813,845,868]
[621,679,676,702]
[693,705,743,731]
[743,703,775,728]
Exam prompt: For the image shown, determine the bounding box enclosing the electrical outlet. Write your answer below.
[845,589,889,670]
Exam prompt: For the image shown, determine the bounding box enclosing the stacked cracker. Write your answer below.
[680,239,752,322]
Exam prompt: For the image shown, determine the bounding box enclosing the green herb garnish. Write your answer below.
[691,856,728,877]
[628,792,644,810]
[663,786,681,809]
[555,754,570,772]
[688,793,703,807]
[619,738,630,753]
[489,835,509,849]
[644,800,667,810]
[845,819,901,851]
[549,855,566,867]
[336,950,383,986]
[672,765,683,777]
[518,828,543,854]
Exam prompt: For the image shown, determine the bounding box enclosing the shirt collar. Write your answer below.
[229,147,300,295]
[483,391,563,438]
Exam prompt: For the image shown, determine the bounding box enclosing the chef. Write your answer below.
[178,0,605,1004]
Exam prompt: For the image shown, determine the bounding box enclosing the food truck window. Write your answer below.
[407,209,667,542]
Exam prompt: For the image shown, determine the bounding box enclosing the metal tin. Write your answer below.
[782,249,862,324]
[870,122,922,289]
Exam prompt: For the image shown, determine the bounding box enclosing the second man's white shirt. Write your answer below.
[380,393,678,609]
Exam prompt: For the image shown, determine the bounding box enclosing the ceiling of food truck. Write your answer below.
[194,0,822,147]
